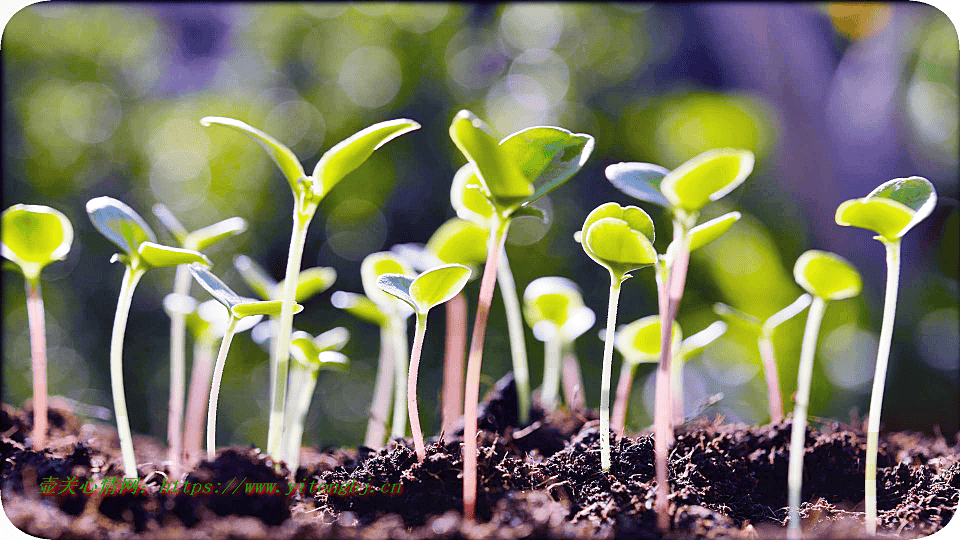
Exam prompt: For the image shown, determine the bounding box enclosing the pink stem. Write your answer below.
[442,293,467,436]
[364,325,394,448]
[758,337,784,423]
[560,345,585,412]
[183,340,214,466]
[26,280,47,450]
[610,361,636,433]
[409,314,428,461]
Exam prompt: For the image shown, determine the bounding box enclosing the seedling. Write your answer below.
[578,202,658,471]
[201,115,419,459]
[522,277,596,411]
[834,176,936,535]
[152,203,247,477]
[1,204,73,450]
[448,110,594,520]
[670,321,726,425]
[714,294,813,423]
[187,263,302,460]
[285,328,349,472]
[86,196,211,477]
[610,315,681,433]
[377,264,472,460]
[330,290,393,447]
[787,250,862,537]
[606,149,752,530]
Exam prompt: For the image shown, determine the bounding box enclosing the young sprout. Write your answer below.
[187,263,302,460]
[1,204,73,450]
[787,250,862,538]
[522,277,596,412]
[670,321,726,425]
[714,293,813,423]
[578,202,658,471]
[610,316,682,433]
[376,264,472,461]
[86,197,210,477]
[834,176,936,535]
[285,328,349,472]
[152,203,247,477]
[330,291,393,447]
[606,149,752,531]
[201,115,419,460]
[449,110,594,520]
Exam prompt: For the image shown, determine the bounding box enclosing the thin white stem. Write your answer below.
[865,240,901,535]
[110,266,145,478]
[364,325,394,447]
[409,313,428,461]
[25,279,47,451]
[282,363,306,465]
[787,295,827,538]
[600,275,623,471]
[207,318,239,461]
[167,265,191,477]
[441,294,467,436]
[184,337,215,466]
[390,315,410,438]
[285,363,318,473]
[497,250,531,424]
[560,341,585,411]
[541,336,562,412]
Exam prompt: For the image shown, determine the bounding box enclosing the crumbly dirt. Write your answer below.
[2,377,957,539]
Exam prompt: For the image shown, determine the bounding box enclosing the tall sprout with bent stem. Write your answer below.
[201,116,419,459]
[834,176,936,535]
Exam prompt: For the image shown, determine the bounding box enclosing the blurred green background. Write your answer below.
[3,2,958,451]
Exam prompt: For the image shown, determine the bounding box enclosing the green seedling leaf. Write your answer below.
[712,302,762,332]
[793,250,862,301]
[449,110,532,207]
[138,242,211,269]
[313,119,421,198]
[605,162,671,207]
[86,196,156,256]
[583,216,658,278]
[191,299,262,340]
[615,315,682,364]
[331,291,388,326]
[286,266,337,302]
[425,218,488,268]
[291,332,350,372]
[151,203,189,244]
[361,252,415,315]
[835,176,937,241]
[677,321,726,360]
[408,264,472,312]
[499,126,595,204]
[314,327,350,352]
[232,299,300,319]
[185,217,248,251]
[233,255,277,300]
[200,116,306,193]
[659,149,754,214]
[188,263,244,309]
[375,274,416,310]
[581,202,656,244]
[1,204,74,281]
[763,293,812,333]
[450,164,495,226]
[524,276,595,342]
[688,211,741,251]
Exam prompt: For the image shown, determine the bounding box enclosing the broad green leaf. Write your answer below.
[583,217,658,277]
[762,293,812,333]
[200,116,306,194]
[867,176,936,218]
[605,162,671,207]
[233,255,277,300]
[331,291,388,326]
[836,177,936,241]
[285,266,337,302]
[314,326,350,352]
[449,110,532,207]
[188,263,244,309]
[409,263,472,312]
[361,252,415,314]
[712,302,762,332]
[793,250,862,301]
[1,204,73,281]
[523,276,581,327]
[375,273,416,311]
[313,118,421,198]
[151,203,189,244]
[659,149,754,213]
[580,202,655,246]
[615,315,682,363]
[499,126,595,204]
[677,321,726,361]
[138,242,211,269]
[426,218,488,267]
[185,217,248,251]
[86,196,156,256]
[450,164,495,226]
[232,299,300,319]
[688,211,741,251]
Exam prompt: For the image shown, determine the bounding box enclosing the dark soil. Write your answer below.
[2,376,958,539]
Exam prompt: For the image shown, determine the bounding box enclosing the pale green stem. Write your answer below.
[390,315,410,439]
[282,363,306,465]
[560,341,585,411]
[758,334,784,423]
[167,265,191,477]
[865,239,900,536]
[600,274,623,471]
[110,266,146,478]
[207,317,239,461]
[409,313,428,461]
[25,279,47,451]
[497,250,531,424]
[787,295,827,538]
[268,207,313,459]
[285,363,318,473]
[541,336,562,412]
[611,359,638,433]
[184,337,215,466]
[364,325,394,447]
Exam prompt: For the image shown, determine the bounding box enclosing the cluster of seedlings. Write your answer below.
[2,107,938,536]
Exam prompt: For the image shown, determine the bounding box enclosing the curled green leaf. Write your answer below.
[200,116,306,194]
[86,196,156,256]
[425,218,489,268]
[449,110,532,207]
[688,211,741,251]
[1,204,73,282]
[659,148,754,214]
[581,203,658,278]
[793,250,862,301]
[138,242,211,269]
[835,176,937,241]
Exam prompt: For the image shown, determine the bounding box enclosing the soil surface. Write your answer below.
[2,376,958,539]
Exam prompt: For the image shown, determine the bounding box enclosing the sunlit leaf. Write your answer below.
[86,196,156,256]
[1,204,73,281]
[391,242,444,272]
[185,217,248,251]
[361,251,415,315]
[499,125,594,204]
[659,148,754,213]
[162,293,197,317]
[288,266,337,302]
[615,315,683,363]
[331,291,388,326]
[200,116,306,194]
[583,217,657,277]
[232,299,300,319]
[793,250,862,301]
[408,263,472,312]
[604,162,671,207]
[425,218,488,267]
[523,276,582,328]
[580,202,655,245]
[836,177,936,241]
[688,211,741,251]
[138,242,210,269]
[450,164,495,226]
[375,273,416,311]
[449,110,532,207]
[233,255,277,300]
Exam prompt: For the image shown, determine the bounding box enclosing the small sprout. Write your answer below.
[523,277,595,412]
[671,321,726,425]
[579,202,658,471]
[834,176,936,535]
[377,264,471,461]
[1,204,73,450]
[610,316,682,433]
[787,250,862,537]
[202,115,419,460]
[188,263,302,460]
[87,196,209,478]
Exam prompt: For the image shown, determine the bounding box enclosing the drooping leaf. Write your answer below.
[233,255,277,300]
[677,321,727,361]
[498,126,594,204]
[450,164,495,226]
[1,204,73,281]
[449,110,532,207]
[138,242,211,269]
[583,217,658,277]
[836,177,936,241]
[185,217,248,251]
[793,250,862,301]
[331,291,388,326]
[375,273,416,311]
[425,218,488,268]
[659,149,754,214]
[688,211,741,251]
[762,293,812,333]
[188,263,244,309]
[232,299,300,319]
[615,315,683,364]
[200,116,306,194]
[313,118,421,198]
[605,162,671,207]
[86,196,156,256]
[408,263,472,312]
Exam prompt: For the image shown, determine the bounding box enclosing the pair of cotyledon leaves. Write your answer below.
[289,328,350,373]
[187,263,303,322]
[522,276,595,343]
[613,315,726,365]
[376,264,473,316]
[330,251,418,327]
[233,255,336,305]
[151,203,248,254]
[2,204,74,282]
